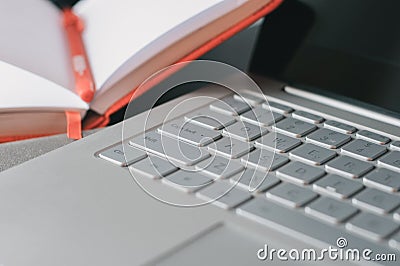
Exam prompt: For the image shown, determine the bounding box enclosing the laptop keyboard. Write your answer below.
[97,93,400,251]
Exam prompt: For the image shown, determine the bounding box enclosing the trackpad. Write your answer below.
[150,223,290,266]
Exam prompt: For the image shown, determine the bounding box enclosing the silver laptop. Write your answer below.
[1,0,400,265]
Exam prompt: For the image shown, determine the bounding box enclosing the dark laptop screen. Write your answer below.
[250,0,400,115]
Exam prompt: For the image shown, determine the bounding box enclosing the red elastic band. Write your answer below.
[65,111,82,140]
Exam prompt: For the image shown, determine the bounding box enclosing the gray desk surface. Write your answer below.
[0,129,101,172]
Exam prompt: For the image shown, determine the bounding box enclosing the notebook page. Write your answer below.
[75,0,244,93]
[0,0,73,90]
[0,61,88,112]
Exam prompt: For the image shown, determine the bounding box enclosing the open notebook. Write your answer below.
[0,0,281,141]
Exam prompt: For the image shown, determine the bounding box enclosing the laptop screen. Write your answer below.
[250,0,400,116]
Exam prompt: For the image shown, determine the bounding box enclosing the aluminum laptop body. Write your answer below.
[0,0,400,265]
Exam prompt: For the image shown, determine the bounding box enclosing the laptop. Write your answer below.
[0,0,399,265]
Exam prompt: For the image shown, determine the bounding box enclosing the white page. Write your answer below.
[0,61,88,112]
[0,0,73,90]
[75,0,244,93]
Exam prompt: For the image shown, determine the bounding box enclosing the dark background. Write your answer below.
[49,0,79,9]
[251,0,400,116]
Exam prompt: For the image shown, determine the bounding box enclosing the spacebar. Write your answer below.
[237,198,398,263]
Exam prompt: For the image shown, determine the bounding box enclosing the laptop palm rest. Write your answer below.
[148,223,292,266]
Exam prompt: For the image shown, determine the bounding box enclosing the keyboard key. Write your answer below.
[313,174,364,199]
[292,110,324,124]
[158,119,221,146]
[130,131,210,166]
[129,156,178,179]
[162,171,213,193]
[305,197,358,224]
[356,130,391,145]
[273,118,317,138]
[306,128,351,149]
[377,151,400,172]
[346,212,399,241]
[238,198,396,256]
[390,141,400,151]
[255,133,302,153]
[363,168,400,192]
[207,137,253,159]
[352,188,400,214]
[266,183,318,208]
[277,161,325,185]
[240,107,284,127]
[98,144,147,167]
[262,101,293,114]
[324,120,357,134]
[325,155,373,178]
[210,96,251,116]
[233,93,264,106]
[289,143,336,165]
[195,156,244,179]
[341,139,387,161]
[223,121,267,142]
[230,170,280,192]
[389,232,400,250]
[394,208,400,221]
[196,181,252,209]
[185,107,236,130]
[241,149,289,172]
